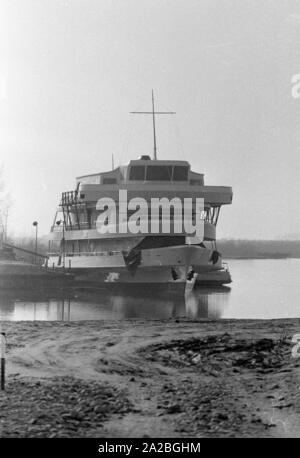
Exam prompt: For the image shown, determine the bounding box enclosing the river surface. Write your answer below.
[0,259,300,321]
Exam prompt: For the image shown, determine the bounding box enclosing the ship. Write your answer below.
[47,92,233,293]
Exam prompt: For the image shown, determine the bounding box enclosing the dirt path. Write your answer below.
[1,318,300,437]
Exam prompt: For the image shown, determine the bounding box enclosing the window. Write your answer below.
[129,166,146,180]
[190,179,203,186]
[103,178,117,184]
[173,166,188,181]
[146,166,172,181]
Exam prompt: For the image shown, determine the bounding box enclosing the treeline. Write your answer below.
[4,236,300,261]
[218,239,300,259]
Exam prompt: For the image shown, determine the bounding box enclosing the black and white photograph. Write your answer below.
[0,0,300,448]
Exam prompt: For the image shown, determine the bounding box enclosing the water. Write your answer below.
[0,259,300,321]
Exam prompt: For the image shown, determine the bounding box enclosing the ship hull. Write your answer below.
[48,245,223,291]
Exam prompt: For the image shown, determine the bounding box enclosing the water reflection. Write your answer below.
[0,286,231,321]
[2,259,299,320]
[185,288,230,319]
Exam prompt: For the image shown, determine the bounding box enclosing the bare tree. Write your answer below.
[0,165,11,244]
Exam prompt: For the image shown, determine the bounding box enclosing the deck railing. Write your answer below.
[48,250,124,257]
[60,190,79,206]
[51,221,91,232]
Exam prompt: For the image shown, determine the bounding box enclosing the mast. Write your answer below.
[152,89,157,160]
[130,91,176,160]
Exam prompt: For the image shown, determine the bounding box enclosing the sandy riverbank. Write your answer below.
[0,318,300,437]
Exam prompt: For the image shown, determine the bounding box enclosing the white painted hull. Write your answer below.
[48,245,221,289]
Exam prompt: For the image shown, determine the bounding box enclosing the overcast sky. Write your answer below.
[1,0,300,239]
